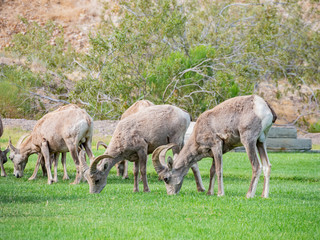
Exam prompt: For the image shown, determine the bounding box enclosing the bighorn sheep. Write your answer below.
[0,147,9,177]
[152,95,277,198]
[8,104,94,184]
[0,115,3,138]
[120,100,154,119]
[0,116,9,177]
[8,134,52,180]
[97,100,155,179]
[81,104,205,193]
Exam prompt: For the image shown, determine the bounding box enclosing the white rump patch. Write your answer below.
[253,96,273,141]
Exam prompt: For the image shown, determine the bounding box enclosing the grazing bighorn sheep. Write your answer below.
[0,147,9,177]
[0,116,10,177]
[116,100,154,179]
[28,152,69,182]
[120,100,154,119]
[81,104,205,193]
[8,104,94,184]
[0,115,3,138]
[152,95,277,198]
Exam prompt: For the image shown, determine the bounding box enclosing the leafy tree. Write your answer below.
[72,0,319,119]
[3,1,319,121]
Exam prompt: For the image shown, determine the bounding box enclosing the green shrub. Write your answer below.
[0,81,33,118]
[309,121,320,133]
[0,65,43,118]
[7,18,76,71]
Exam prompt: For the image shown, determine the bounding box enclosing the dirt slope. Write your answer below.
[0,0,103,51]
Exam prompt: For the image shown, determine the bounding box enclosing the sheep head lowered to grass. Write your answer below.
[81,104,205,194]
[152,95,277,198]
[8,104,94,184]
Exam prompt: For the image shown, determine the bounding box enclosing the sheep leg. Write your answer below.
[28,153,43,180]
[116,161,122,176]
[133,161,140,192]
[53,153,59,183]
[123,160,128,179]
[212,143,224,197]
[41,158,48,177]
[40,140,54,184]
[0,160,7,177]
[190,163,205,192]
[61,152,69,180]
[68,146,82,185]
[116,160,128,179]
[116,163,120,176]
[138,150,150,192]
[242,140,262,198]
[257,141,271,198]
[207,160,216,195]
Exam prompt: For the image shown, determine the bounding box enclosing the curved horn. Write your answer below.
[8,137,18,153]
[90,154,114,174]
[152,143,177,176]
[79,150,89,172]
[16,134,30,148]
[96,141,108,150]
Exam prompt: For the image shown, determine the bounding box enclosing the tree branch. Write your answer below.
[29,91,70,104]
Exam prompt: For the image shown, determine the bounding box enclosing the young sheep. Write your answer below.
[8,104,94,184]
[152,95,277,198]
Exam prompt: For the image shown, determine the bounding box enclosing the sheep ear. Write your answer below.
[8,137,18,153]
[167,156,173,170]
[103,163,108,171]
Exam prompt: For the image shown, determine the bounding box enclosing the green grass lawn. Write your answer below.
[0,131,319,239]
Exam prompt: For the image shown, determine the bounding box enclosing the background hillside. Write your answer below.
[0,0,319,132]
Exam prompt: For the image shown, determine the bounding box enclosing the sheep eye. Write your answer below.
[164,177,170,183]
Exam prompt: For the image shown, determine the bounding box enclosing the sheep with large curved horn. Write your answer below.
[152,95,277,198]
[81,154,114,193]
